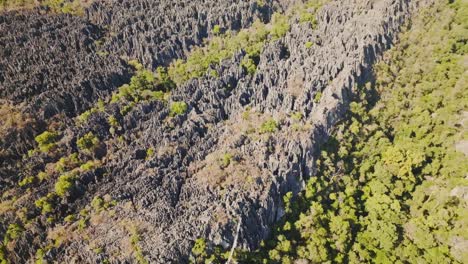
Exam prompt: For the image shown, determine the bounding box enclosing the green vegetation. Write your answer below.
[18,175,36,187]
[241,56,258,75]
[41,0,85,15]
[55,172,77,197]
[313,91,322,103]
[35,194,56,214]
[128,225,149,264]
[297,0,326,26]
[252,1,468,263]
[91,196,104,212]
[290,112,302,121]
[35,131,59,153]
[305,41,314,49]
[191,238,208,261]
[0,0,88,14]
[259,119,278,134]
[37,171,49,182]
[167,1,324,85]
[212,25,222,35]
[3,223,24,244]
[79,160,98,171]
[90,195,116,212]
[109,61,173,115]
[169,101,188,117]
[192,238,207,257]
[77,132,100,153]
[0,0,35,11]
[221,153,233,168]
[76,100,105,124]
[55,153,80,173]
[108,115,119,127]
[64,214,76,223]
[146,148,154,160]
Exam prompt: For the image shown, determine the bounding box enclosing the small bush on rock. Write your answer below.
[55,172,77,197]
[260,119,279,134]
[77,132,100,153]
[170,102,188,117]
[35,131,59,152]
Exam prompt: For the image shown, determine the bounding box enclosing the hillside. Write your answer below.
[0,0,466,263]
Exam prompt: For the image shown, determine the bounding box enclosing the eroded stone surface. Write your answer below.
[0,0,428,263]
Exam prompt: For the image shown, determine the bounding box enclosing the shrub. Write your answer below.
[270,13,290,39]
[192,238,207,257]
[146,148,155,160]
[18,175,35,187]
[241,56,257,75]
[35,194,55,214]
[305,41,314,48]
[35,131,59,152]
[77,107,97,124]
[91,196,104,212]
[55,153,80,173]
[111,63,172,107]
[77,132,100,153]
[169,101,188,117]
[128,225,149,264]
[260,119,279,134]
[291,112,303,121]
[64,214,76,223]
[221,153,233,168]
[55,173,76,197]
[314,91,322,103]
[80,160,98,172]
[38,171,49,182]
[4,223,24,244]
[212,25,221,35]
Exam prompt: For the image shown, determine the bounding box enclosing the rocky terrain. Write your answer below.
[2,0,464,263]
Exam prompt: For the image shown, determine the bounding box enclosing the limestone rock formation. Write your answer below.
[0,0,430,263]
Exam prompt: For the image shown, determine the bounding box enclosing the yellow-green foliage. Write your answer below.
[41,0,85,15]
[169,101,188,117]
[221,153,233,168]
[110,61,172,115]
[128,225,149,264]
[212,25,221,35]
[191,238,207,258]
[91,195,116,212]
[0,0,87,14]
[313,91,322,103]
[241,56,257,75]
[77,107,98,124]
[0,0,36,11]
[35,193,56,214]
[259,119,278,134]
[248,1,468,263]
[108,115,119,127]
[55,153,80,173]
[76,132,99,153]
[166,0,325,85]
[18,175,35,187]
[55,172,76,197]
[3,223,24,244]
[167,19,269,85]
[35,131,59,153]
[79,160,98,171]
[146,148,154,160]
